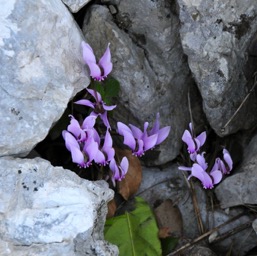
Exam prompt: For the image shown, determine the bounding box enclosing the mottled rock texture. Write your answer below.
[177,0,257,136]
[82,2,193,165]
[0,157,118,256]
[0,0,89,157]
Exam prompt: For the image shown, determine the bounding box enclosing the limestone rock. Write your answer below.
[215,133,257,208]
[62,0,91,13]
[253,219,257,235]
[0,0,89,157]
[0,157,118,256]
[177,0,257,136]
[82,3,193,165]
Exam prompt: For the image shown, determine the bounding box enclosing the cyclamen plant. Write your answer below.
[179,123,233,189]
[62,41,171,185]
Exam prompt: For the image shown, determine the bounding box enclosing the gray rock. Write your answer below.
[62,0,91,13]
[0,157,118,256]
[215,134,257,208]
[253,219,257,235]
[0,0,89,157]
[82,3,193,165]
[177,0,257,136]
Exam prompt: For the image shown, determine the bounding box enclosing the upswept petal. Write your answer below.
[87,62,102,79]
[87,88,103,102]
[75,99,95,109]
[223,149,233,172]
[100,111,111,129]
[210,170,223,185]
[219,159,228,174]
[196,153,208,170]
[178,166,192,171]
[200,172,214,189]
[94,150,106,165]
[67,116,83,139]
[62,131,84,167]
[103,104,116,111]
[117,122,132,136]
[155,126,171,145]
[143,134,158,151]
[191,163,213,189]
[110,159,120,184]
[134,139,144,157]
[196,131,206,147]
[122,130,136,150]
[101,131,115,162]
[182,130,195,153]
[62,131,79,151]
[82,115,96,130]
[81,42,96,64]
[129,124,143,139]
[98,43,113,77]
[102,130,113,149]
[120,156,129,177]
[83,138,99,163]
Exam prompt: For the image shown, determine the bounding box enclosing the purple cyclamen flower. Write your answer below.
[182,123,206,158]
[109,157,129,185]
[117,113,171,157]
[212,149,233,175]
[82,41,113,81]
[67,115,97,142]
[62,130,99,168]
[94,130,115,166]
[179,152,223,189]
[75,89,116,129]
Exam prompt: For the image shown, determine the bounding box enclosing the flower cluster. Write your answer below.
[179,123,233,189]
[62,41,171,185]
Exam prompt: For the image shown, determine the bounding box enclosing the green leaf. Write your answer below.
[103,78,120,100]
[161,237,179,255]
[90,81,105,98]
[104,197,162,256]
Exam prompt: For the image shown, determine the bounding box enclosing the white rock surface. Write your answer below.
[0,157,117,256]
[62,0,91,13]
[0,0,89,157]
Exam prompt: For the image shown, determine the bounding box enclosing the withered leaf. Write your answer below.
[154,199,183,237]
[116,148,142,200]
[107,199,117,219]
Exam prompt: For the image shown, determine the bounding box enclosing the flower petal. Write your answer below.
[196,131,206,147]
[210,170,223,185]
[74,99,95,109]
[67,116,82,139]
[182,129,196,153]
[81,41,96,65]
[82,115,96,130]
[100,111,111,129]
[129,124,143,139]
[191,163,213,189]
[155,126,171,145]
[98,43,113,77]
[120,156,129,178]
[103,104,116,111]
[87,88,103,102]
[223,149,233,172]
[143,134,158,151]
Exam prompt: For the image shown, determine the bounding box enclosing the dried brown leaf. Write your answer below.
[154,199,183,236]
[107,199,117,219]
[116,148,142,200]
[158,227,172,238]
